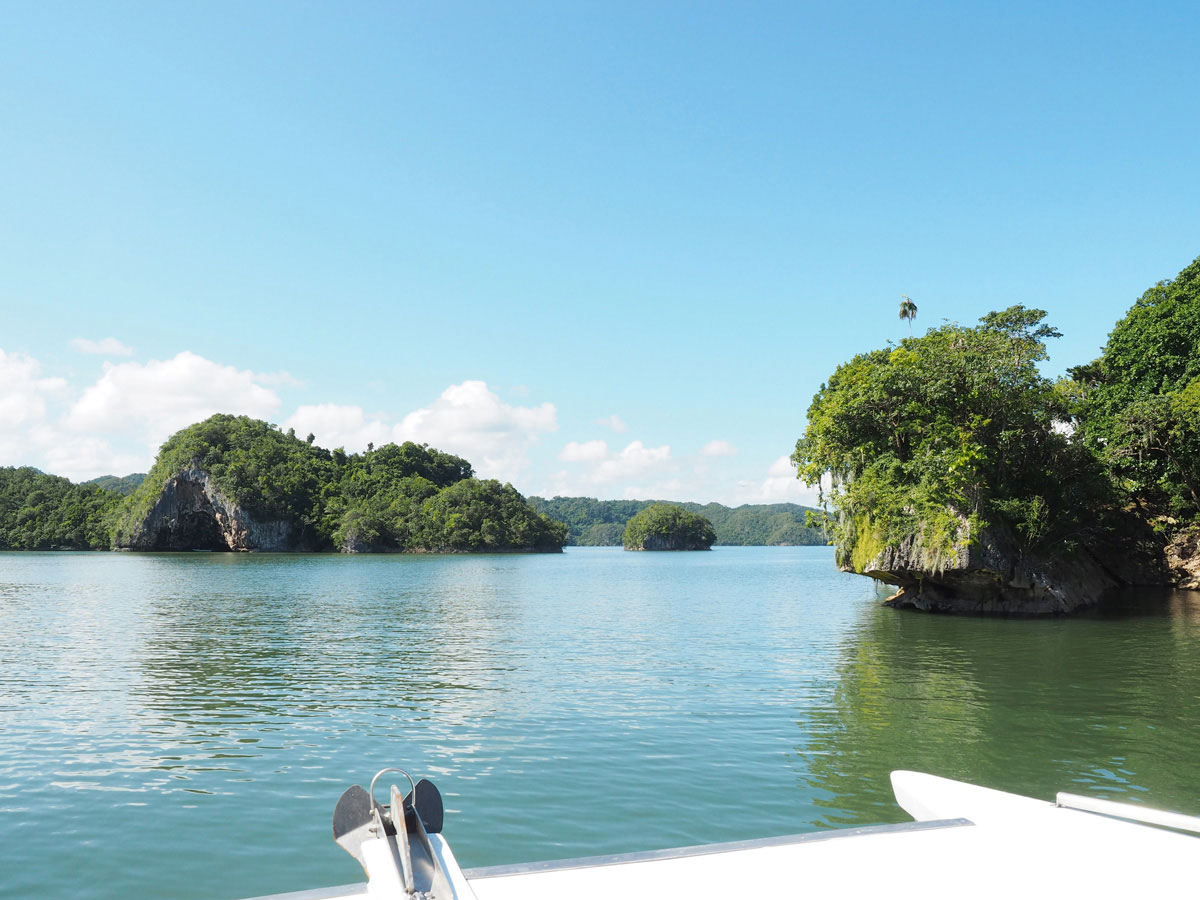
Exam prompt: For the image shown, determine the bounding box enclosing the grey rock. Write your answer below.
[119,466,312,551]
[849,510,1171,615]
[626,532,712,551]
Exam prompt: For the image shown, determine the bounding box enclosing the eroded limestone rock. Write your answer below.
[849,512,1170,615]
[119,466,308,551]
[1166,527,1200,589]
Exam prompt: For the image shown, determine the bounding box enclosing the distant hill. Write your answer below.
[528,496,828,546]
[86,473,146,496]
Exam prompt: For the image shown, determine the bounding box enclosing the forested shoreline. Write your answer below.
[529,496,826,546]
[0,461,827,552]
[1,416,567,553]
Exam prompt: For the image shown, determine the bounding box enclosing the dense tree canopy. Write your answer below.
[100,414,564,552]
[529,496,825,546]
[622,503,716,550]
[0,467,120,549]
[85,473,145,496]
[793,306,1114,570]
[1071,254,1200,520]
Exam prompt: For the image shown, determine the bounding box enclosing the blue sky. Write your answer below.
[2,2,1198,504]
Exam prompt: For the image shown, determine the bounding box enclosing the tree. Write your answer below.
[899,294,918,336]
[793,306,1112,570]
[111,414,562,552]
[0,467,121,549]
[622,503,715,550]
[1068,254,1200,521]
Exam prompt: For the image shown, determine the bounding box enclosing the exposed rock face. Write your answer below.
[627,533,712,551]
[852,513,1170,615]
[119,466,310,551]
[1166,527,1200,589]
[338,524,376,554]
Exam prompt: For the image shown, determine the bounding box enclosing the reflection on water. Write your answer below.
[799,587,1200,827]
[2,551,1199,899]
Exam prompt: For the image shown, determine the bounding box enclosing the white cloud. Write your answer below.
[700,439,738,457]
[0,348,292,480]
[594,440,671,483]
[286,381,559,482]
[596,414,628,433]
[729,455,827,506]
[543,439,675,497]
[284,404,392,451]
[0,350,67,430]
[547,448,822,508]
[0,351,70,468]
[560,439,609,462]
[394,381,557,479]
[66,351,283,443]
[70,337,135,356]
[39,435,147,482]
[2,350,559,484]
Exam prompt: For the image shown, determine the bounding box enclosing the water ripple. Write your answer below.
[1,550,1198,898]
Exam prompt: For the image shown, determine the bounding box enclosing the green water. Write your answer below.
[1,548,1198,898]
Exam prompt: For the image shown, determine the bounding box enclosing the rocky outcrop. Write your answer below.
[852,512,1171,615]
[118,467,311,551]
[626,533,713,551]
[1166,526,1200,589]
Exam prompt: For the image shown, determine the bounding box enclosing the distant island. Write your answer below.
[622,503,716,551]
[529,496,826,546]
[794,252,1200,614]
[1,415,566,553]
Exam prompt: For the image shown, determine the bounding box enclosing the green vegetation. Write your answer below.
[85,473,145,496]
[795,253,1200,587]
[0,415,564,553]
[1070,255,1200,523]
[112,414,566,552]
[691,502,825,545]
[529,496,826,546]
[0,467,121,549]
[528,496,647,544]
[793,305,1115,571]
[899,294,918,336]
[577,522,627,546]
[622,503,716,550]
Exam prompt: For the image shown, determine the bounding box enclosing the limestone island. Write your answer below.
[104,414,567,553]
[793,253,1200,614]
[622,503,716,551]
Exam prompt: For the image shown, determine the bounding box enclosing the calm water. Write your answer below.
[2,548,1199,898]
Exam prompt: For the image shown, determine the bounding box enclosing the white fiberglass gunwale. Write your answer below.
[245,770,1200,900]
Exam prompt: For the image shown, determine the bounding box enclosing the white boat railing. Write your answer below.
[1055,792,1200,835]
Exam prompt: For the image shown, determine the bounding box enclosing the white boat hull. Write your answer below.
[249,772,1200,900]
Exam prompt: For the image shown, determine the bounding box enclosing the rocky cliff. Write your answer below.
[626,532,713,551]
[851,512,1172,615]
[117,466,310,551]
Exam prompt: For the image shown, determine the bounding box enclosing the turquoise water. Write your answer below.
[1,548,1199,898]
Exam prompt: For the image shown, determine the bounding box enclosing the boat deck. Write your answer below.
[247,772,1200,900]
